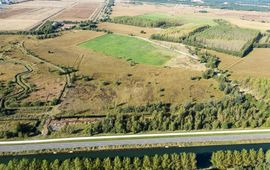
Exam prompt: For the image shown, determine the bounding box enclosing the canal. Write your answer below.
[1,143,270,168]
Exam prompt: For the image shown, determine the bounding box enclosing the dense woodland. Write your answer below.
[111,15,183,28]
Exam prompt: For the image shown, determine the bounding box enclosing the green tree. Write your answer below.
[103,158,113,170]
[74,157,84,170]
[152,155,160,170]
[123,157,131,170]
[142,156,151,170]
[133,157,141,170]
[113,156,122,170]
[257,148,265,165]
[50,159,60,170]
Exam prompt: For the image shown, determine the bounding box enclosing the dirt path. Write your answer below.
[0,60,33,109]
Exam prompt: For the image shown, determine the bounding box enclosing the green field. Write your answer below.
[79,34,173,65]
[111,13,217,28]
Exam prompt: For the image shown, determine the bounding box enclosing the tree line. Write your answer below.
[0,153,197,170]
[211,148,270,169]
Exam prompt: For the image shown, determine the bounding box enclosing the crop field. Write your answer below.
[186,23,260,56]
[52,1,103,21]
[79,34,173,65]
[212,48,270,78]
[151,23,208,43]
[0,0,104,31]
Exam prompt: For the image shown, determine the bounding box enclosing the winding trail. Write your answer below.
[0,59,33,109]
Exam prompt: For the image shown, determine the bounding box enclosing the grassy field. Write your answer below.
[187,22,260,56]
[79,34,173,65]
[151,23,208,43]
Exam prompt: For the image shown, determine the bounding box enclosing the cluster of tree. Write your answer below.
[88,92,269,135]
[100,0,115,22]
[0,121,40,139]
[34,21,62,35]
[197,51,238,95]
[198,53,220,68]
[211,148,270,169]
[36,33,60,40]
[151,25,209,43]
[184,23,261,57]
[77,21,98,30]
[111,16,183,28]
[0,153,197,170]
[254,33,270,48]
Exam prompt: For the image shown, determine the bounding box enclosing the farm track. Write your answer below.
[222,57,246,70]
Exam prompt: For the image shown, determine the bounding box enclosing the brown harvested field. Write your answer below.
[98,22,160,38]
[23,30,223,115]
[0,8,31,19]
[211,48,270,79]
[112,2,270,31]
[0,0,67,31]
[0,0,103,31]
[53,1,103,21]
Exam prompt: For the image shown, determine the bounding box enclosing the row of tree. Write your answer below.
[0,153,197,170]
[211,148,270,169]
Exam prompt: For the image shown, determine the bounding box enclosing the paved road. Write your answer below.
[1,129,270,152]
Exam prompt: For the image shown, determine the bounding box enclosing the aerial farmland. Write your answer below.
[1,0,270,169]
